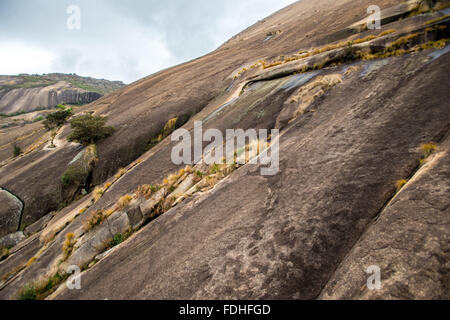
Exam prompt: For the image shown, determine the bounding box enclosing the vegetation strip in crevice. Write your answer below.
[237,22,449,93]
[16,137,276,299]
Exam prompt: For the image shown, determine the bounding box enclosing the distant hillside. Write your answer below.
[0,73,124,115]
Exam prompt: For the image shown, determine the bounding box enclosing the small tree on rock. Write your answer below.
[13,143,22,157]
[67,114,115,146]
[43,107,72,148]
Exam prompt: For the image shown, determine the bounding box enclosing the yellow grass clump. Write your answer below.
[116,194,133,210]
[115,168,127,180]
[379,29,396,37]
[62,233,75,258]
[93,186,105,202]
[26,257,37,267]
[421,143,437,159]
[396,179,408,192]
[424,14,450,26]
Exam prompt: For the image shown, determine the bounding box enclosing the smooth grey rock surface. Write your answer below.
[0,189,23,238]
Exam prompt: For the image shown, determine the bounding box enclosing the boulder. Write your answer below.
[107,211,131,236]
[61,145,98,203]
[66,211,131,270]
[125,201,145,230]
[66,224,113,269]
[0,189,23,238]
[140,187,167,218]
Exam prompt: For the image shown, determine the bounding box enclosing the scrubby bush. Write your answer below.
[17,283,37,300]
[44,109,72,130]
[93,186,105,202]
[17,273,67,300]
[32,116,44,123]
[62,233,75,259]
[136,184,157,199]
[13,143,22,157]
[421,143,437,158]
[116,194,133,210]
[111,233,125,247]
[67,114,115,145]
[84,210,108,232]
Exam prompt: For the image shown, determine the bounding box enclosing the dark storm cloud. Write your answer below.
[0,0,297,83]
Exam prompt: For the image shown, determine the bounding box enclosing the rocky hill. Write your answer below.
[0,0,449,300]
[0,74,124,115]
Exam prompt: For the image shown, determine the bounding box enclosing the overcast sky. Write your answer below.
[0,0,297,84]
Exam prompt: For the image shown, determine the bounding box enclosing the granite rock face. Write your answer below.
[0,0,449,300]
[319,138,450,300]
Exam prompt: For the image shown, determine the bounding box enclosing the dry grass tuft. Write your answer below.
[62,233,75,259]
[379,29,396,37]
[421,143,437,159]
[115,168,127,180]
[424,14,450,26]
[26,257,37,267]
[84,210,108,232]
[353,35,377,44]
[93,186,105,202]
[396,179,408,192]
[116,194,133,210]
[135,184,157,199]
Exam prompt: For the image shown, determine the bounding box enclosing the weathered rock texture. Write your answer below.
[319,137,450,300]
[0,189,23,238]
[0,0,449,300]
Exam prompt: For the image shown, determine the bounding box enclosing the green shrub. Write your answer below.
[195,170,203,178]
[17,273,68,300]
[67,114,115,145]
[17,284,37,300]
[13,143,22,157]
[43,109,72,131]
[111,233,125,247]
[209,163,220,174]
[33,116,44,123]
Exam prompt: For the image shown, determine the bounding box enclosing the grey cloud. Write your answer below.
[0,0,297,83]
